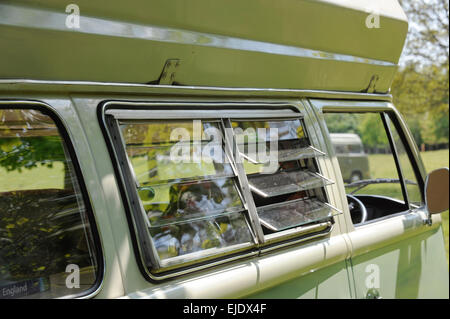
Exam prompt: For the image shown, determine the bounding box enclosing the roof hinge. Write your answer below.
[158,59,180,85]
[366,75,379,93]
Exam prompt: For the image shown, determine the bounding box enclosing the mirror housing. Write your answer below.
[425,167,449,219]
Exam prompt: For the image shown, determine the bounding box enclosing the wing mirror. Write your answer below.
[425,167,449,224]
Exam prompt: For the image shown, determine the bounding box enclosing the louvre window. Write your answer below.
[114,119,255,271]
[105,107,339,276]
[231,119,340,235]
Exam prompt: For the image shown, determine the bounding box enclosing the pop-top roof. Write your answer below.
[0,0,408,93]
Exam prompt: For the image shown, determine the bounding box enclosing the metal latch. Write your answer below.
[366,75,379,93]
[158,59,180,85]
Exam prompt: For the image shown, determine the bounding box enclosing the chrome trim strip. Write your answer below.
[106,106,300,119]
[103,114,161,270]
[0,79,393,102]
[0,4,395,67]
[151,251,260,280]
[261,222,333,253]
[158,242,255,270]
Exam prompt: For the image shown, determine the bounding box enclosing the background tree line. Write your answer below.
[327,0,449,150]
[392,0,448,148]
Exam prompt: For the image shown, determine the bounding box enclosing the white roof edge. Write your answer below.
[316,0,408,22]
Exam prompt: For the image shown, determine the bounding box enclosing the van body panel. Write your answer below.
[247,260,353,299]
[120,235,350,299]
[349,211,448,298]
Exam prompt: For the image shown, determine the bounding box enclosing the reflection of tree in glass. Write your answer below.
[0,189,92,282]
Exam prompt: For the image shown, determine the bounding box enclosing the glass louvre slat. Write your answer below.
[150,211,253,263]
[125,141,234,186]
[121,121,221,144]
[119,120,254,269]
[240,145,325,164]
[138,171,236,188]
[248,170,334,198]
[148,207,246,228]
[257,198,341,231]
[141,177,245,227]
[232,119,306,142]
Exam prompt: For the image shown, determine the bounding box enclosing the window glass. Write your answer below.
[122,121,233,185]
[325,112,412,225]
[326,113,404,199]
[0,108,99,298]
[119,120,253,269]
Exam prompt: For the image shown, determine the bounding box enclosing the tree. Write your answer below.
[399,0,449,68]
[358,114,389,149]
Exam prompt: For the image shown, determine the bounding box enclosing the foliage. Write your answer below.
[323,113,360,135]
[0,189,92,282]
[392,0,449,146]
[357,114,389,148]
[325,113,389,149]
[0,136,65,172]
[398,0,449,68]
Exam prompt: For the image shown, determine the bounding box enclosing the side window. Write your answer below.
[105,107,338,278]
[324,112,423,225]
[116,119,255,271]
[0,108,100,298]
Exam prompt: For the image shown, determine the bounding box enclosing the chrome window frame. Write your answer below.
[101,101,336,280]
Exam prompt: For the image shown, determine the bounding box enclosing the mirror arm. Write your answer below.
[424,215,433,226]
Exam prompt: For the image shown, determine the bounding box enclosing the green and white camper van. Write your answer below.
[0,0,448,299]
